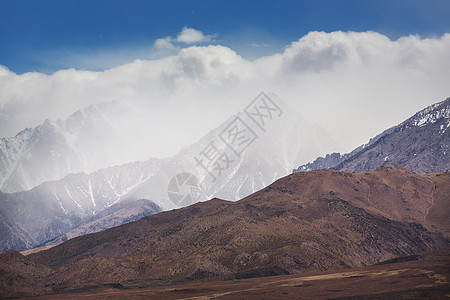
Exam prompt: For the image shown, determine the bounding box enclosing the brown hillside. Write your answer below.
[1,168,448,297]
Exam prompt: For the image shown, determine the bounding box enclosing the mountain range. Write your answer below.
[0,96,449,298]
[0,94,337,252]
[0,167,448,297]
[1,96,449,254]
[294,97,450,173]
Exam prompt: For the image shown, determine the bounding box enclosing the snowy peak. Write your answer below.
[0,101,139,193]
[294,97,450,174]
[403,97,450,130]
[0,119,85,193]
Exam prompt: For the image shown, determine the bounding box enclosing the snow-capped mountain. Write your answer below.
[0,159,164,252]
[0,120,84,193]
[0,93,337,251]
[124,93,337,210]
[294,97,450,173]
[0,101,149,193]
[10,95,449,253]
[35,93,336,213]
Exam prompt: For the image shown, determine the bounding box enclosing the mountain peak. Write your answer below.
[405,97,450,128]
[294,97,450,174]
[39,119,57,131]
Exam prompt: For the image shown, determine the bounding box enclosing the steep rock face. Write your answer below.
[10,168,446,294]
[294,97,450,173]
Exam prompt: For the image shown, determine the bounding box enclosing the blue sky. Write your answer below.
[1,0,450,74]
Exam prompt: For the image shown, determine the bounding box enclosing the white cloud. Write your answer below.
[1,31,449,160]
[154,36,176,50]
[152,27,214,56]
[176,27,213,44]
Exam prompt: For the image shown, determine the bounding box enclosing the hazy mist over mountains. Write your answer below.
[1,95,448,254]
[0,93,336,194]
[1,31,450,159]
[1,31,449,198]
[1,29,449,256]
[0,93,340,252]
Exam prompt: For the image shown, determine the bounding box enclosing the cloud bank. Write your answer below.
[1,30,449,159]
